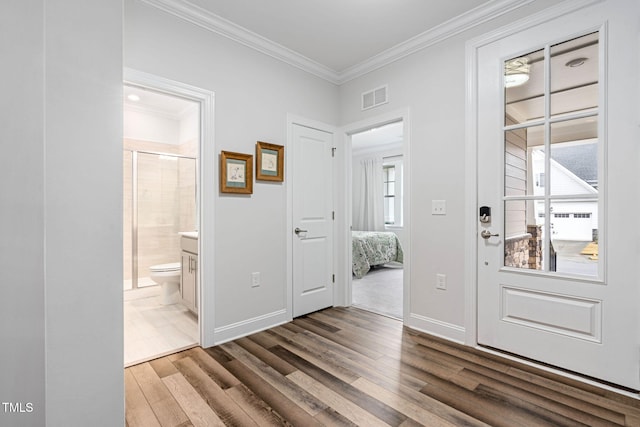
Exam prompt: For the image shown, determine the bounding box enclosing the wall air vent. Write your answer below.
[361,85,388,111]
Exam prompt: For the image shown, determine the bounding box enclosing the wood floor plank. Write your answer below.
[129,362,190,427]
[125,307,640,427]
[125,370,161,427]
[162,372,226,427]
[407,330,512,374]
[473,382,614,427]
[314,407,360,427]
[261,326,363,384]
[267,322,492,426]
[351,376,458,427]
[410,333,639,423]
[420,371,570,427]
[220,341,329,416]
[507,367,640,418]
[149,357,179,379]
[287,370,392,427]
[412,339,628,425]
[313,313,408,356]
[225,383,290,426]
[238,335,298,375]
[314,307,404,336]
[246,329,282,349]
[310,310,410,353]
[183,347,241,389]
[271,344,409,425]
[223,358,325,427]
[291,317,384,360]
[458,364,626,425]
[173,356,260,426]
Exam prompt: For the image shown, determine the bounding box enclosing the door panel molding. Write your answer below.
[500,286,602,342]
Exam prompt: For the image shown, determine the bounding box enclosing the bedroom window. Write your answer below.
[383,158,403,226]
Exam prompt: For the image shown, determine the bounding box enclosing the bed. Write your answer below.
[352,231,404,279]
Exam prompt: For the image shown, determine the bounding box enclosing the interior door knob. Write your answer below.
[294,227,308,235]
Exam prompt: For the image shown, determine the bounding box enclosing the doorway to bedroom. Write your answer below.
[350,120,405,319]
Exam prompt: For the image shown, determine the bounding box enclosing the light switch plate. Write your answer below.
[251,272,260,287]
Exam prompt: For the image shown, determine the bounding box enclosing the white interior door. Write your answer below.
[476,2,639,390]
[292,123,334,317]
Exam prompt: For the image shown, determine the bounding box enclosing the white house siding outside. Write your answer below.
[532,146,598,242]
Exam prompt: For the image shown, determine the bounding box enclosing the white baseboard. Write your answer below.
[406,312,466,344]
[212,309,290,345]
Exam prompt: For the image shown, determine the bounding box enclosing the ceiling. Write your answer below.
[183,0,488,71]
[142,0,535,83]
[352,121,403,154]
[124,85,198,118]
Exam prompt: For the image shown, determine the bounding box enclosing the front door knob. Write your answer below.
[481,230,500,239]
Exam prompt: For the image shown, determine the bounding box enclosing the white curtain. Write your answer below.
[354,158,384,231]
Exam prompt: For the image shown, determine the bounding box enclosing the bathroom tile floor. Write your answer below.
[124,286,198,367]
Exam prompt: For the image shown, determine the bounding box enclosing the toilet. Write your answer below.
[149,262,181,305]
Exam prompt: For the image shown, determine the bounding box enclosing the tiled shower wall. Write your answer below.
[123,138,197,285]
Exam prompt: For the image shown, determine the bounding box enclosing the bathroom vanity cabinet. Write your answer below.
[180,234,198,314]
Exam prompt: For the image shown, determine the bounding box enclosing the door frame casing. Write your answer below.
[286,115,338,319]
[340,108,411,321]
[124,68,216,347]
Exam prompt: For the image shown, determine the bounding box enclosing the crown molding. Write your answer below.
[124,102,181,121]
[140,0,538,85]
[337,0,536,83]
[138,0,339,83]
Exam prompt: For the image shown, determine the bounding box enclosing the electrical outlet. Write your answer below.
[432,200,446,215]
[436,273,446,290]
[251,272,260,288]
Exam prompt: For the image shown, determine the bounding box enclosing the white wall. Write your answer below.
[124,108,181,144]
[338,1,559,339]
[1,2,45,425]
[179,105,200,145]
[44,0,124,424]
[1,1,124,426]
[124,102,200,146]
[124,0,339,337]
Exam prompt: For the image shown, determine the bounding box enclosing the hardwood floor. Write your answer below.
[125,307,640,426]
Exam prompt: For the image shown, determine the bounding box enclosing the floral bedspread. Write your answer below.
[352,231,404,279]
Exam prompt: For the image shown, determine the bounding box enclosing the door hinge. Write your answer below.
[332,211,335,220]
[331,147,336,157]
[332,274,335,283]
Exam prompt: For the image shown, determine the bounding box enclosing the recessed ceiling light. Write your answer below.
[565,57,588,67]
[127,94,140,102]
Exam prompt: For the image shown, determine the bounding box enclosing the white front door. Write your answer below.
[476,2,639,390]
[292,123,334,317]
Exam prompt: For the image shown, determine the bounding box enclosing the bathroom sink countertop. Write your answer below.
[179,231,198,239]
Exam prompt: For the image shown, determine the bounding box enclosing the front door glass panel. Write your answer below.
[503,32,600,278]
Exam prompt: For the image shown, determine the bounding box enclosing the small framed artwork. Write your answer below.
[256,141,284,182]
[220,151,253,194]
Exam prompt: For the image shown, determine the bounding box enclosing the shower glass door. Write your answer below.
[124,151,196,290]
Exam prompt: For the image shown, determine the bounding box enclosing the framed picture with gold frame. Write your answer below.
[256,141,284,182]
[220,151,253,194]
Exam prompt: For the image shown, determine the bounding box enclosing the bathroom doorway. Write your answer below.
[122,84,200,366]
